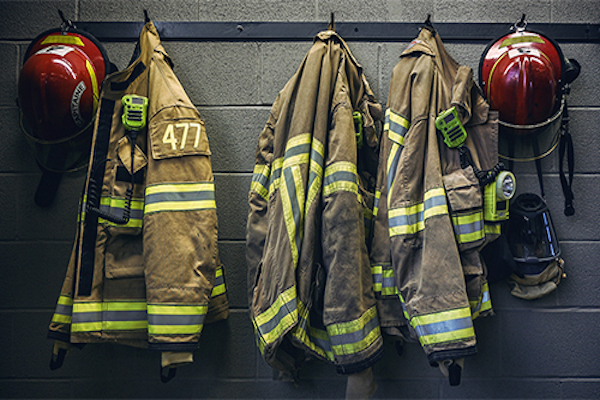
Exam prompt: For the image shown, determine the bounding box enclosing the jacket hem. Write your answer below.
[47,330,70,343]
[427,345,477,366]
[148,342,199,352]
[335,344,384,375]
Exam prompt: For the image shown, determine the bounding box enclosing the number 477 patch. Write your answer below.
[150,120,211,159]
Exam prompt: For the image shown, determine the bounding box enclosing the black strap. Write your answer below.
[35,169,63,207]
[49,347,67,370]
[160,366,177,383]
[448,362,462,386]
[559,105,575,216]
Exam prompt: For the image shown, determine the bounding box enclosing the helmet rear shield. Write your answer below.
[507,193,561,264]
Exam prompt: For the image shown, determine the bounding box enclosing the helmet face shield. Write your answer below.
[507,193,561,264]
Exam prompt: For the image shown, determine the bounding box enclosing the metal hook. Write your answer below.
[58,9,75,33]
[513,14,527,32]
[328,12,335,31]
[143,9,150,23]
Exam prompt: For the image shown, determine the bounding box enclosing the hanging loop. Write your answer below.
[58,9,75,33]
[513,14,528,32]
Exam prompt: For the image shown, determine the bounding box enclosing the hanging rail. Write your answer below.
[73,21,600,42]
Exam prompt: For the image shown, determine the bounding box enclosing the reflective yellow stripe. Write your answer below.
[211,266,226,297]
[52,295,73,324]
[251,164,271,201]
[389,187,448,236]
[147,304,207,335]
[371,264,399,296]
[485,223,502,235]
[293,299,333,360]
[323,161,358,197]
[85,59,99,110]
[71,301,148,333]
[373,189,381,217]
[144,182,215,214]
[268,158,283,196]
[253,286,297,346]
[384,108,410,146]
[451,209,485,244]
[328,306,381,356]
[41,34,84,46]
[306,138,325,208]
[410,307,475,347]
[470,281,492,319]
[57,295,73,306]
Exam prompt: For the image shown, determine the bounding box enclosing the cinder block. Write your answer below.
[192,311,256,379]
[0,175,18,240]
[317,0,390,22]
[259,41,313,104]
[560,43,600,108]
[199,106,271,173]
[0,312,14,378]
[557,241,600,307]
[0,43,18,107]
[373,377,441,398]
[500,309,600,377]
[444,43,488,80]
[198,0,316,22]
[0,380,73,398]
[0,108,38,173]
[564,108,600,173]
[374,338,443,379]
[440,377,562,398]
[214,173,251,241]
[380,42,411,103]
[79,0,199,21]
[551,0,600,23]
[433,0,552,23]
[218,241,249,309]
[15,172,83,241]
[0,242,72,310]
[0,1,76,40]
[508,174,599,242]
[102,41,139,72]
[385,0,435,23]
[164,41,259,106]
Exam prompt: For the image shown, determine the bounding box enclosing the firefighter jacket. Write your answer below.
[48,22,228,368]
[370,27,499,367]
[246,30,384,375]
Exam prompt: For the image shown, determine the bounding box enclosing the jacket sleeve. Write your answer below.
[142,51,222,353]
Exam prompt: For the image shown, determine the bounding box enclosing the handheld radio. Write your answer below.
[435,106,467,149]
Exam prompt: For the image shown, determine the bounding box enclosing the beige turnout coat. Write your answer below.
[246,31,384,375]
[370,27,499,366]
[48,22,228,369]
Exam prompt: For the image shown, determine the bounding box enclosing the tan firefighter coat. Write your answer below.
[370,27,499,366]
[246,30,384,375]
[48,22,228,369]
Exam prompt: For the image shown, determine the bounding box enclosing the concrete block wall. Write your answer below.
[0,1,598,398]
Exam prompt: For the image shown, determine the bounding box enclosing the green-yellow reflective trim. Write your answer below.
[253,286,298,346]
[105,320,148,330]
[389,187,448,236]
[418,327,475,346]
[57,295,73,306]
[384,108,411,146]
[251,164,271,201]
[485,223,502,235]
[306,138,325,209]
[144,182,216,214]
[500,35,545,47]
[323,161,358,197]
[470,281,492,319]
[451,209,485,244]
[411,307,471,326]
[72,322,103,332]
[147,304,206,315]
[71,301,149,332]
[410,307,475,346]
[148,325,201,335]
[328,306,381,356]
[211,266,226,297]
[373,189,381,217]
[293,299,333,360]
[52,314,72,324]
[269,158,283,196]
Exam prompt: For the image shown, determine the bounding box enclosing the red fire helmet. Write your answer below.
[18,27,112,172]
[479,26,572,161]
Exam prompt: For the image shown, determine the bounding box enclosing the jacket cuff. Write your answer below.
[427,346,477,367]
[148,342,199,352]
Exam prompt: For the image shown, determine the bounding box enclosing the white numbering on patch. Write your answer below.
[162,122,202,150]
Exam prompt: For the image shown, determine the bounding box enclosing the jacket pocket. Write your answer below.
[104,232,144,279]
[443,166,484,251]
